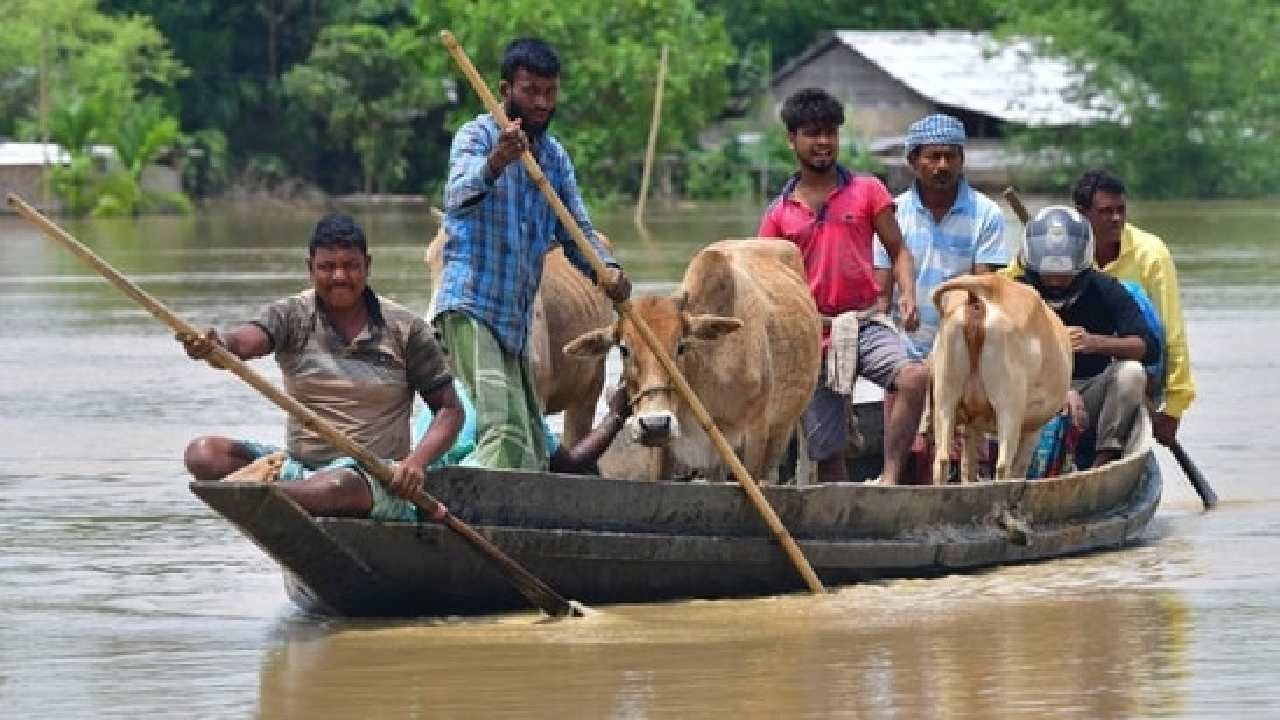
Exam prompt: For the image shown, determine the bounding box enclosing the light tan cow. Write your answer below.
[929,273,1073,483]
[424,221,614,447]
[565,238,821,482]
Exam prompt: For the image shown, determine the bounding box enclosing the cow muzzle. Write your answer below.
[631,411,680,447]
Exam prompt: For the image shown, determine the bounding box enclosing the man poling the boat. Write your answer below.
[8,193,582,617]
[435,36,632,471]
[180,213,467,521]
[440,31,827,594]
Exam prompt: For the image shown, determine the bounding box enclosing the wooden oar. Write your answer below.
[6,192,582,617]
[440,30,825,594]
[1002,187,1218,509]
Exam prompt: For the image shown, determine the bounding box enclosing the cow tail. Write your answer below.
[963,291,986,376]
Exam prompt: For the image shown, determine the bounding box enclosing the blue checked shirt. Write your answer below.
[874,179,1009,358]
[436,114,616,357]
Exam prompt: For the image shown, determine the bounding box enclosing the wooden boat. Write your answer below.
[190,405,1161,617]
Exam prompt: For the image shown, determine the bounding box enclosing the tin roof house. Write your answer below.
[768,31,1111,189]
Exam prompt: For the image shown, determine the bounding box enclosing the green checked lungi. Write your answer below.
[434,311,549,470]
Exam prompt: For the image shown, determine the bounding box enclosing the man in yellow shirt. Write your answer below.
[1004,170,1195,446]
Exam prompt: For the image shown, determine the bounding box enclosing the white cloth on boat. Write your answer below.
[825,310,900,395]
[826,311,861,395]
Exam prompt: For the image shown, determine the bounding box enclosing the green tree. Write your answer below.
[417,0,735,200]
[94,96,192,216]
[0,0,186,134]
[283,23,438,193]
[999,0,1280,198]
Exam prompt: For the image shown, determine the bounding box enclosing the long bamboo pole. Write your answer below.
[7,192,581,618]
[633,45,669,229]
[440,30,824,593]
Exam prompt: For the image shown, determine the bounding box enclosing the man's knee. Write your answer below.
[1114,361,1148,406]
[892,362,929,397]
[184,436,236,481]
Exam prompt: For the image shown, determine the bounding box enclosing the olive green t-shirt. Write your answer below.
[254,288,450,465]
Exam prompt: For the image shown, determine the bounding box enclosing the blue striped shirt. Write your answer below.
[435,114,615,357]
[874,179,1009,358]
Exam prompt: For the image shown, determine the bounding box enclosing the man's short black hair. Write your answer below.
[1073,169,1127,209]
[501,38,560,82]
[309,213,368,257]
[780,88,844,133]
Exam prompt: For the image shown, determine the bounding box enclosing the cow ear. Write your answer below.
[685,313,743,341]
[671,289,689,312]
[683,248,735,316]
[563,327,615,357]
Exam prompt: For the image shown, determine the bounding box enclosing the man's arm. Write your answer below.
[1068,277,1159,363]
[444,119,507,214]
[873,207,919,331]
[552,149,613,275]
[179,323,272,365]
[1066,327,1148,361]
[386,381,464,501]
[550,385,630,474]
[973,203,1010,273]
[1144,242,1196,418]
[405,382,465,472]
[872,267,893,314]
[549,149,631,303]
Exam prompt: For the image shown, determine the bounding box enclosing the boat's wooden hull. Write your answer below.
[190,415,1161,617]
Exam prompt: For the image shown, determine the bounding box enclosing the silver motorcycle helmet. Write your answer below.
[1021,205,1094,276]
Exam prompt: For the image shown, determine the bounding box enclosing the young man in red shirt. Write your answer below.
[758,87,928,484]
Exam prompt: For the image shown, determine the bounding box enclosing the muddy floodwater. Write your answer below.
[2,198,1279,718]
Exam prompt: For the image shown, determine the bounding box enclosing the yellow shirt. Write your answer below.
[1002,223,1195,417]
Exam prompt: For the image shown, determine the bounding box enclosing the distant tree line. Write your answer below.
[0,0,1275,214]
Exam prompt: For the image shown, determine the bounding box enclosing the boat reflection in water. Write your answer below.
[255,580,1188,719]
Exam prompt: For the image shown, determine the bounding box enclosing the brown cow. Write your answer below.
[564,238,821,482]
[424,220,614,447]
[929,273,1073,483]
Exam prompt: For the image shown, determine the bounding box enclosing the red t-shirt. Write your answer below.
[757,168,895,316]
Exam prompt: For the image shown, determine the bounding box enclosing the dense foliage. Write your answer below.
[999,0,1280,198]
[1,0,1276,209]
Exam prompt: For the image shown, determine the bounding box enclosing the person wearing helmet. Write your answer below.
[1004,170,1194,447]
[1019,206,1160,467]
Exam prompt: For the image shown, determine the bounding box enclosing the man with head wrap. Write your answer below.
[1018,206,1159,467]
[875,113,1009,359]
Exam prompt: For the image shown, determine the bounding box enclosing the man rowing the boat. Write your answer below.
[180,213,465,521]
[436,37,631,471]
[1017,206,1159,468]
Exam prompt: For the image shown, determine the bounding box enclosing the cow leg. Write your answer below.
[931,395,962,485]
[992,400,1027,480]
[931,363,966,486]
[1010,428,1041,480]
[761,430,793,485]
[960,427,981,483]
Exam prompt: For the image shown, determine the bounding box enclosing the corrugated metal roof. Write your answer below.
[0,142,113,166]
[833,30,1111,126]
